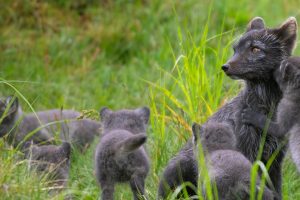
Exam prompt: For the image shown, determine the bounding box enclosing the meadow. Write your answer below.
[1,0,300,199]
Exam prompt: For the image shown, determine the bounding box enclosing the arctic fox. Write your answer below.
[0,96,101,150]
[95,107,150,200]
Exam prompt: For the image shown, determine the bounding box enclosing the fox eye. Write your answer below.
[251,47,261,53]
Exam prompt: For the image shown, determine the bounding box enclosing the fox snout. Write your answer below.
[221,64,230,72]
[222,55,239,72]
[221,62,236,73]
[221,54,241,78]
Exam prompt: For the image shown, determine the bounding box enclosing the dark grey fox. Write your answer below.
[160,16,297,197]
[0,96,101,150]
[213,16,297,195]
[157,122,275,200]
[212,16,297,195]
[157,139,198,199]
[95,107,150,200]
[192,122,276,200]
[24,141,71,189]
[157,123,233,199]
[242,56,300,173]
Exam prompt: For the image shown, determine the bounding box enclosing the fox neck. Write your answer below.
[244,78,282,112]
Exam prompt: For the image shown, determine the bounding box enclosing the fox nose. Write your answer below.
[221,64,230,72]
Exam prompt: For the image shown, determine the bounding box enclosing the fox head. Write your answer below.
[0,96,20,137]
[222,17,297,81]
[192,122,236,152]
[100,106,150,134]
[274,56,300,93]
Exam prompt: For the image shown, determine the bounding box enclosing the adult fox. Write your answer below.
[158,17,297,199]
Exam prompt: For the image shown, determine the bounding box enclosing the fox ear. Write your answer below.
[136,107,150,124]
[192,122,203,142]
[275,17,297,54]
[246,17,265,32]
[99,107,112,120]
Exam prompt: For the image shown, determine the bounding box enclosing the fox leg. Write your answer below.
[100,181,114,200]
[130,171,147,200]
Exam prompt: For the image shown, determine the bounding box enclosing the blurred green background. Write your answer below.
[1,0,299,110]
[1,0,300,199]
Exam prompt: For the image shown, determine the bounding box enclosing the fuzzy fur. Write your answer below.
[95,107,150,200]
[157,139,198,199]
[194,122,276,200]
[24,141,71,189]
[157,122,276,199]
[242,57,300,173]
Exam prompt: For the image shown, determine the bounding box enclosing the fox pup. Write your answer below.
[157,139,198,199]
[242,57,300,173]
[95,107,150,200]
[193,122,275,200]
[24,141,71,189]
[0,96,101,150]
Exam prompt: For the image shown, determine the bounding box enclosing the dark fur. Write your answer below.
[159,17,297,197]
[95,107,150,200]
[0,96,101,150]
[242,57,300,173]
[24,141,71,189]
[157,139,198,199]
[193,122,275,200]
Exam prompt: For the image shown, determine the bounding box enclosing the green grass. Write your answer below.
[1,0,300,199]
